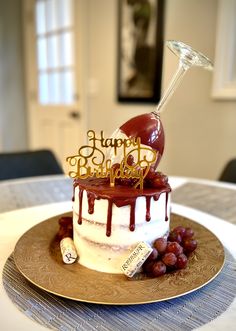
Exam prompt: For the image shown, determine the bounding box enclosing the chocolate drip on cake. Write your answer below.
[165,192,169,222]
[75,177,171,237]
[146,196,151,221]
[87,192,96,214]
[107,200,113,236]
[129,201,136,232]
[78,188,84,224]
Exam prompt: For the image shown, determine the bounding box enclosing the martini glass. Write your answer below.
[111,40,213,167]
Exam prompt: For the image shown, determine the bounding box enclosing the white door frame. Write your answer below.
[22,0,89,168]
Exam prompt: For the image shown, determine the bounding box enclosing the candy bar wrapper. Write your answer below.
[121,242,153,277]
[60,237,78,264]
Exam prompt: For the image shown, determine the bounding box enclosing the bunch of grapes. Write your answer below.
[144,166,168,188]
[143,225,198,277]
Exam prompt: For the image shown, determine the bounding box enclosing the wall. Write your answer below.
[1,0,235,180]
[0,0,27,152]
[87,0,236,180]
[160,0,236,180]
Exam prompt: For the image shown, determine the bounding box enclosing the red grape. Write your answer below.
[145,166,156,179]
[183,227,194,239]
[166,242,183,256]
[168,231,182,244]
[111,163,120,171]
[153,238,167,254]
[162,252,177,267]
[143,260,155,274]
[146,248,158,261]
[151,261,167,277]
[57,216,73,241]
[172,226,186,237]
[57,228,73,241]
[126,155,134,166]
[59,216,72,226]
[176,253,188,269]
[183,239,198,253]
[152,173,168,188]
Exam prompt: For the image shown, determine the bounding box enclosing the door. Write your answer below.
[23,0,87,170]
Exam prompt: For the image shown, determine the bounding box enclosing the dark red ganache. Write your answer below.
[73,177,171,237]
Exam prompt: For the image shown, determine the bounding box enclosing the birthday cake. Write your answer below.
[60,39,210,277]
[73,174,171,274]
[66,113,172,274]
[60,112,198,277]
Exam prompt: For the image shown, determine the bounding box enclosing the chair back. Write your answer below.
[219,159,236,183]
[0,149,63,180]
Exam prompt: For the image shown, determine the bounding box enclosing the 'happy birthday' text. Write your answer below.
[66,130,157,189]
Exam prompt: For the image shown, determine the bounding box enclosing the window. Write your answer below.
[212,0,236,99]
[35,0,76,104]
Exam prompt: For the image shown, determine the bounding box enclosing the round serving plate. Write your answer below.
[14,213,225,305]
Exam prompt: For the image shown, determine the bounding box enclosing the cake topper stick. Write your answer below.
[154,40,213,115]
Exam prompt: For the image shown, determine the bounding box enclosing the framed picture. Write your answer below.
[117,0,165,103]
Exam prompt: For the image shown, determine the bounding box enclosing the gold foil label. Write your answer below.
[66,130,157,189]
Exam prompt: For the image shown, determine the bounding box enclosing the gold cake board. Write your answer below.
[14,213,225,305]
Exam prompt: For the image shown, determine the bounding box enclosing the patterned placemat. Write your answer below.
[2,252,236,331]
[172,183,236,225]
[0,177,72,213]
[1,179,236,226]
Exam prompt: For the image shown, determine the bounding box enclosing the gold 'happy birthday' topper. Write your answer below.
[66,130,157,189]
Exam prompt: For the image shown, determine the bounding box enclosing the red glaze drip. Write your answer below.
[165,192,169,222]
[87,192,95,214]
[72,182,76,202]
[129,201,136,231]
[119,113,165,168]
[146,196,151,221]
[153,194,160,201]
[107,200,113,236]
[74,177,171,236]
[78,188,84,224]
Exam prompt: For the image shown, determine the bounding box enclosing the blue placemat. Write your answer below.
[0,177,72,213]
[172,183,236,224]
[1,180,236,226]
[2,251,236,331]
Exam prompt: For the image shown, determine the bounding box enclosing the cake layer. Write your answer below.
[73,189,170,245]
[74,231,149,274]
[73,177,171,274]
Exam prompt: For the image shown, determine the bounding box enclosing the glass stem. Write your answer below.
[154,63,189,115]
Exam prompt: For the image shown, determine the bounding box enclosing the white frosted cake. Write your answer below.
[72,176,171,274]
[67,112,172,274]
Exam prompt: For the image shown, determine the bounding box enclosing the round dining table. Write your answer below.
[0,175,236,331]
